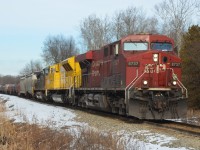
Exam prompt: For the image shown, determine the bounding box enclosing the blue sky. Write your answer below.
[0,0,163,75]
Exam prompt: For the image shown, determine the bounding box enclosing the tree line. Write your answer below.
[0,75,19,85]
[180,25,200,108]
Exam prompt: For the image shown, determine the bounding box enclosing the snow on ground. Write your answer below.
[0,94,87,130]
[117,130,191,150]
[0,94,193,150]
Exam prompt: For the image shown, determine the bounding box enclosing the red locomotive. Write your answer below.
[76,34,187,119]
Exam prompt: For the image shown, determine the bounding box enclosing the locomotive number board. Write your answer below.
[127,61,140,67]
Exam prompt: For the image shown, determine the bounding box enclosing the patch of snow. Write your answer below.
[0,94,87,130]
[117,130,192,150]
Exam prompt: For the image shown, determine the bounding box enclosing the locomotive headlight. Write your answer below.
[172,81,177,86]
[153,54,159,62]
[143,80,148,85]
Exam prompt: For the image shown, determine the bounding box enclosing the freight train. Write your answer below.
[0,34,188,120]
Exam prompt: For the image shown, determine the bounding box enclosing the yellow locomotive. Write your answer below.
[33,56,81,103]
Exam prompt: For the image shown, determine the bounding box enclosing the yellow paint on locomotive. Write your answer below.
[45,56,82,90]
[45,63,61,89]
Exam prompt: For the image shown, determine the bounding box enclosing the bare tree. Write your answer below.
[41,35,78,65]
[111,10,124,40]
[19,60,43,75]
[80,14,112,50]
[123,7,146,34]
[141,17,159,34]
[112,7,142,39]
[112,7,159,40]
[155,0,198,52]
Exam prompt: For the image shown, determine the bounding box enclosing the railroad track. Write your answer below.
[144,120,200,137]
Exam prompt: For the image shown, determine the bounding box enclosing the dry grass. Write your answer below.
[0,100,125,150]
[0,119,73,150]
[72,128,124,150]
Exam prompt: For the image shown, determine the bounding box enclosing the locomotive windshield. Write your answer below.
[151,42,173,51]
[124,42,148,51]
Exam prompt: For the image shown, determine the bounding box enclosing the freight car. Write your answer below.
[20,34,187,120]
[0,84,17,95]
[0,85,4,93]
[19,73,39,98]
[7,84,17,95]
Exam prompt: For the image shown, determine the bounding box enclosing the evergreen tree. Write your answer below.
[180,25,200,108]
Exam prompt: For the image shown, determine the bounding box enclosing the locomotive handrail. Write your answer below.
[125,69,138,104]
[125,69,146,103]
[169,68,188,99]
[127,71,146,100]
[125,69,139,90]
[69,76,74,98]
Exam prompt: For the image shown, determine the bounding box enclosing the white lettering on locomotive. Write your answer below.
[92,70,100,76]
[144,64,167,73]
[92,60,103,67]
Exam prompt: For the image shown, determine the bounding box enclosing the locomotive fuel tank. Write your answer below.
[51,94,65,103]
[78,93,110,111]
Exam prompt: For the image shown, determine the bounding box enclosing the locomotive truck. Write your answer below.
[19,34,187,120]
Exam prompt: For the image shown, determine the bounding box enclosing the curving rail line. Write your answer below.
[145,120,200,137]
